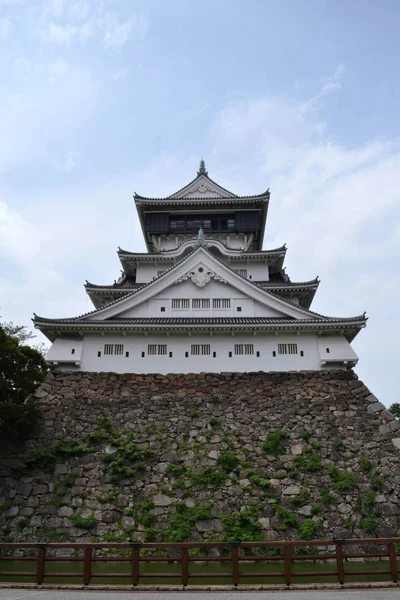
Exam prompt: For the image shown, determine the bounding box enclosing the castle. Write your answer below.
[34,160,366,374]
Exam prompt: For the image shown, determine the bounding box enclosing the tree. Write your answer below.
[0,324,47,441]
[389,403,400,420]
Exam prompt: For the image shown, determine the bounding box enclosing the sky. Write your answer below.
[0,0,399,406]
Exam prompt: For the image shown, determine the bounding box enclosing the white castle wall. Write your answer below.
[47,333,358,374]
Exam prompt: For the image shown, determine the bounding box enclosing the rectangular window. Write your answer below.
[192,299,210,309]
[256,351,260,357]
[141,351,145,358]
[191,344,211,356]
[71,348,75,355]
[300,351,304,357]
[97,351,101,357]
[234,344,254,355]
[326,348,330,353]
[104,344,124,356]
[234,269,248,277]
[148,344,167,355]
[213,299,231,309]
[172,299,190,309]
[125,351,130,358]
[278,344,298,355]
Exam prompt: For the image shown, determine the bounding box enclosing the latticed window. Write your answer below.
[104,344,124,355]
[192,299,210,309]
[172,299,190,309]
[191,344,211,355]
[278,343,298,355]
[234,269,248,277]
[148,344,167,355]
[213,299,231,309]
[234,344,254,355]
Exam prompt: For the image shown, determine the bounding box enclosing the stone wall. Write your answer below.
[1,369,400,544]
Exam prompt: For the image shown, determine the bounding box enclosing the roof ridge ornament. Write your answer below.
[197,227,206,246]
[197,157,208,176]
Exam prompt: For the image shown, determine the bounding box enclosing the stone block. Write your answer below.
[379,420,400,435]
[366,393,380,404]
[367,402,385,414]
[291,444,303,455]
[392,438,400,449]
[58,506,74,517]
[195,519,222,532]
[258,517,271,529]
[153,494,173,506]
[282,485,300,496]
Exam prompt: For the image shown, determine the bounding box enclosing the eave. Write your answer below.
[33,315,367,344]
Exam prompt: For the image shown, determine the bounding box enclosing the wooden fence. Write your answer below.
[0,538,399,587]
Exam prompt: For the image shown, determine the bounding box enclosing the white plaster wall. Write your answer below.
[158,234,247,252]
[228,261,269,281]
[46,338,83,363]
[50,333,356,374]
[119,280,286,318]
[318,336,359,363]
[136,264,173,283]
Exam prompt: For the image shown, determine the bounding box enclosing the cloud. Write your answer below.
[52,150,76,172]
[48,58,69,83]
[0,17,11,40]
[211,67,400,406]
[299,63,344,117]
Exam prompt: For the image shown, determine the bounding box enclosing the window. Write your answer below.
[213,299,231,309]
[169,351,173,358]
[141,351,145,358]
[191,344,210,356]
[300,351,304,357]
[192,299,210,309]
[213,351,216,358]
[229,351,232,357]
[185,351,189,358]
[97,351,101,357]
[172,299,190,309]
[272,351,276,357]
[71,348,75,355]
[234,344,254,355]
[237,306,242,312]
[104,344,124,356]
[278,344,298,355]
[326,348,330,353]
[256,351,260,357]
[148,344,167,355]
[161,306,166,312]
[234,269,248,277]
[125,351,130,358]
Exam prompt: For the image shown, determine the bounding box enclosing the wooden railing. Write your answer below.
[0,538,399,587]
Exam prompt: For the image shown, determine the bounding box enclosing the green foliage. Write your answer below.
[293,447,322,472]
[221,506,263,541]
[291,488,310,507]
[333,438,344,450]
[310,441,321,450]
[97,415,112,430]
[311,503,321,516]
[359,456,373,473]
[217,452,238,472]
[250,474,271,489]
[371,473,384,491]
[191,466,227,487]
[165,503,214,543]
[320,490,335,505]
[71,512,97,529]
[261,428,287,456]
[19,448,57,473]
[0,325,47,405]
[329,467,357,494]
[300,431,311,441]
[0,402,42,442]
[208,417,221,427]
[128,501,155,529]
[273,505,297,528]
[361,516,378,534]
[299,519,319,540]
[211,396,220,405]
[0,501,12,514]
[389,403,400,420]
[99,488,119,504]
[364,491,376,513]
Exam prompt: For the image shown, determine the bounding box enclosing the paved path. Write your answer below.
[1,590,400,600]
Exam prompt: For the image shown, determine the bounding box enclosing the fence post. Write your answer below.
[335,540,345,585]
[181,547,189,586]
[83,547,92,586]
[230,542,241,587]
[388,543,398,583]
[36,544,47,585]
[283,545,292,586]
[131,542,142,587]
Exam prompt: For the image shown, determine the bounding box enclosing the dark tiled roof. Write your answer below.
[34,315,366,326]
